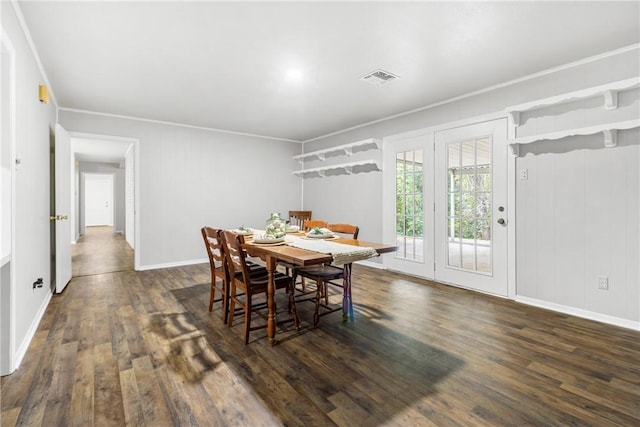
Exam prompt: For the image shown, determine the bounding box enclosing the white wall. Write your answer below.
[302,47,639,325]
[58,110,302,269]
[516,129,639,322]
[2,2,58,370]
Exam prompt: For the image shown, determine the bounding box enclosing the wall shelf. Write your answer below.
[293,160,381,178]
[506,77,640,126]
[293,138,381,163]
[509,119,640,156]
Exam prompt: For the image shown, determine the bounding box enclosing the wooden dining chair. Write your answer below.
[303,219,328,230]
[293,223,360,328]
[201,227,230,322]
[288,210,312,228]
[201,226,268,324]
[222,230,298,344]
[283,219,330,292]
[328,223,359,239]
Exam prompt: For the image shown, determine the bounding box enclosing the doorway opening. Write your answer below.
[69,133,138,276]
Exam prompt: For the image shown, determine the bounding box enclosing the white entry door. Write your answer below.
[434,119,508,296]
[54,124,72,293]
[84,174,113,226]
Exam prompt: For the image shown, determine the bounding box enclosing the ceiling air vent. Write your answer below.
[360,69,399,87]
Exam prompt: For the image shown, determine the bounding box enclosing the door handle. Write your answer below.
[497,218,505,225]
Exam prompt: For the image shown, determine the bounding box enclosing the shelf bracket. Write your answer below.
[603,129,617,148]
[507,111,520,127]
[509,143,520,157]
[603,90,618,110]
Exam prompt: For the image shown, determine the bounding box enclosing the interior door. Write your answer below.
[382,131,434,278]
[434,119,508,296]
[54,124,72,293]
[84,174,113,226]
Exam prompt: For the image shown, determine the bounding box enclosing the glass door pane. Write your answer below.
[446,137,492,273]
[395,149,424,262]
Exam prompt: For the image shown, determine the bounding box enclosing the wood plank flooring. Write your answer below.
[71,226,134,277]
[1,227,639,426]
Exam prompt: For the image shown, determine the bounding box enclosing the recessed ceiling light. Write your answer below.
[286,69,303,81]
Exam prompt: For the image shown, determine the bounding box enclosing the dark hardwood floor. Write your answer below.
[1,227,639,426]
[71,226,134,277]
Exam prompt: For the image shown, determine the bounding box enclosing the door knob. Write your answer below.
[497,218,505,225]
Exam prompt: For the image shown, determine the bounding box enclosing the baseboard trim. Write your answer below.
[13,288,53,371]
[355,259,385,269]
[515,295,640,331]
[137,258,208,271]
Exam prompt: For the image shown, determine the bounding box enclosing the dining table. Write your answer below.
[242,231,397,346]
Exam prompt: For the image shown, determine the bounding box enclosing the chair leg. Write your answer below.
[221,278,228,324]
[208,278,215,312]
[244,293,252,345]
[289,282,300,330]
[324,282,329,306]
[313,280,323,328]
[228,285,237,327]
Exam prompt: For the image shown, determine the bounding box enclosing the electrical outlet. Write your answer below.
[519,168,528,180]
[597,276,609,290]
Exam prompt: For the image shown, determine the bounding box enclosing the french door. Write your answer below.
[382,131,433,278]
[434,119,508,296]
[384,119,509,296]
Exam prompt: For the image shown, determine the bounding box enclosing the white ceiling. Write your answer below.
[16,1,640,143]
[72,137,132,164]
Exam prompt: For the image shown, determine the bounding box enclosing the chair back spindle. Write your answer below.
[288,210,312,228]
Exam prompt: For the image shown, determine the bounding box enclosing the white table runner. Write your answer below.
[286,235,378,265]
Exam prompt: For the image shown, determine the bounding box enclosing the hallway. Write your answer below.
[72,226,134,277]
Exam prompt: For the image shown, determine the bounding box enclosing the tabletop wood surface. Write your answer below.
[243,235,396,266]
